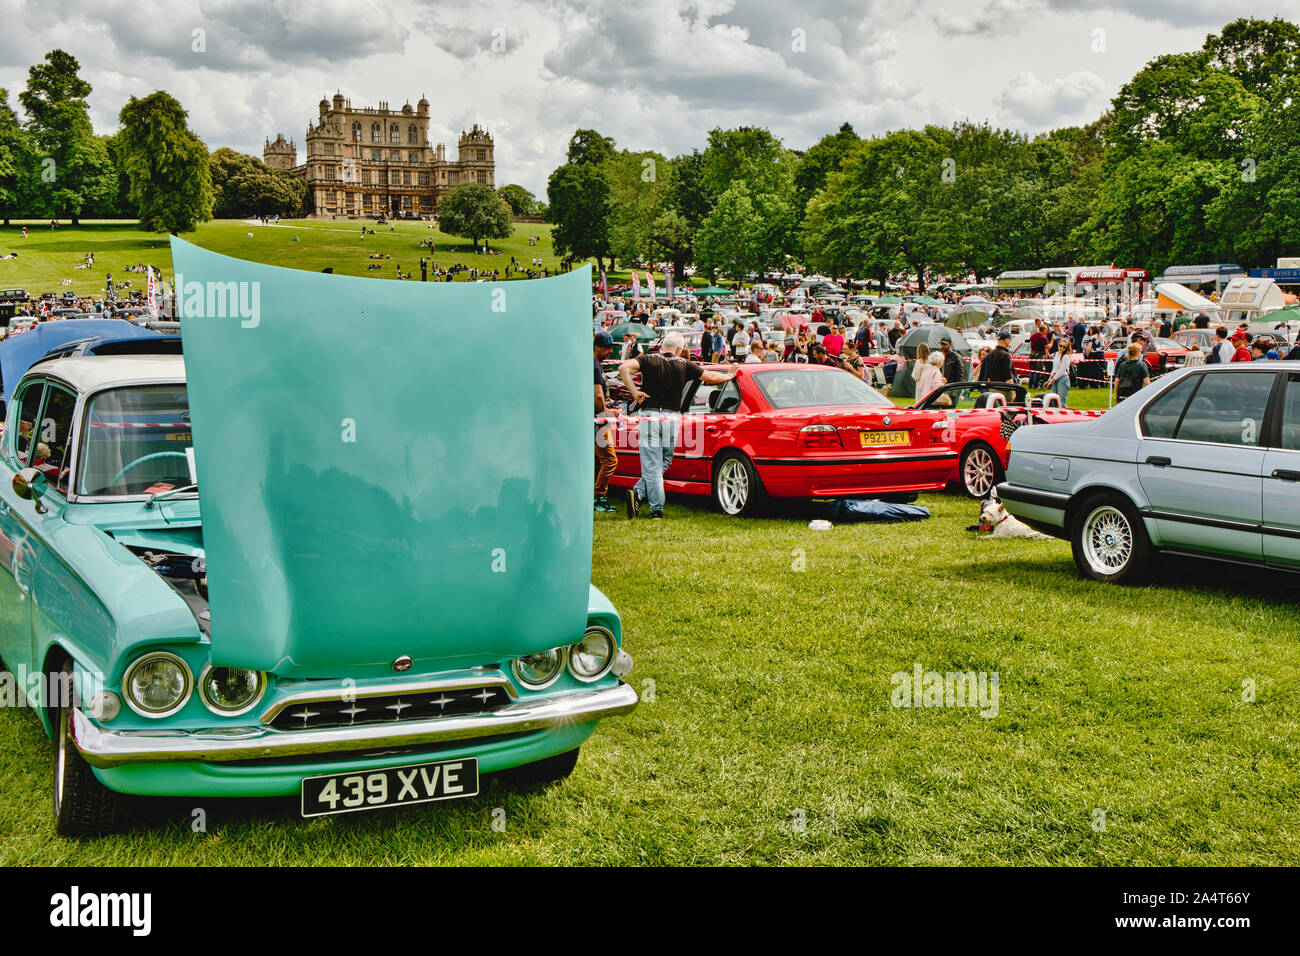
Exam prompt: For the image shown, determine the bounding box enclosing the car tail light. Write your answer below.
[797,424,842,448]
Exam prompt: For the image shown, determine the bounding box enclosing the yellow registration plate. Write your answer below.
[859,429,909,447]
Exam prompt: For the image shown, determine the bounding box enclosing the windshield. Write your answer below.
[751,368,892,409]
[77,385,193,497]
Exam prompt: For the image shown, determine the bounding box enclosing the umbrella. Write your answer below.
[911,295,942,306]
[897,324,972,358]
[608,322,659,343]
[874,295,903,306]
[944,305,990,330]
[1264,306,1300,326]
[694,285,733,296]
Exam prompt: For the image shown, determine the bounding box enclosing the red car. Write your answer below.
[911,382,1103,497]
[605,364,956,515]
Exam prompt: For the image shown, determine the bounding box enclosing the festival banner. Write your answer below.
[631,271,640,298]
[665,267,673,299]
[146,266,158,317]
[646,271,655,299]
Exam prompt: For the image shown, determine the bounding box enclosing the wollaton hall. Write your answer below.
[265,92,495,219]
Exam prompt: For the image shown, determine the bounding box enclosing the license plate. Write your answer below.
[300,758,479,818]
[859,429,909,447]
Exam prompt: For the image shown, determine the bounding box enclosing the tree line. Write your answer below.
[546,17,1300,290]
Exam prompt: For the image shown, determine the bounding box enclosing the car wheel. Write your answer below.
[712,451,767,516]
[959,442,1004,499]
[496,748,580,785]
[52,661,128,837]
[1071,494,1150,584]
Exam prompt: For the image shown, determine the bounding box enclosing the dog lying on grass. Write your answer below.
[979,493,1052,540]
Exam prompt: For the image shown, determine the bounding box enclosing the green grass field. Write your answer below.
[0,219,567,298]
[1,489,1296,865]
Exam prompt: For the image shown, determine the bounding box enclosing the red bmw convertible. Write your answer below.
[605,364,957,515]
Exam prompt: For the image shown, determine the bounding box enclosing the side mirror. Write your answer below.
[13,467,48,513]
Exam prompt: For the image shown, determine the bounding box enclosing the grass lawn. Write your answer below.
[1,489,1296,865]
[0,219,567,298]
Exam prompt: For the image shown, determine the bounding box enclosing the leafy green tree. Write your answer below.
[605,149,670,270]
[0,88,35,225]
[547,134,614,272]
[793,122,861,215]
[497,183,538,216]
[209,147,304,218]
[117,91,214,232]
[436,182,513,248]
[1204,17,1300,93]
[694,181,759,282]
[20,49,117,225]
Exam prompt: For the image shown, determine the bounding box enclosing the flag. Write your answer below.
[631,271,640,298]
[599,266,607,298]
[646,271,655,298]
[146,266,158,318]
[665,267,673,299]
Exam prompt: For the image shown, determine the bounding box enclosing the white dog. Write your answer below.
[979,493,1051,540]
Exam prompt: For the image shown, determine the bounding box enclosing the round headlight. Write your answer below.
[199,666,266,716]
[568,626,616,682]
[122,652,193,718]
[513,648,565,689]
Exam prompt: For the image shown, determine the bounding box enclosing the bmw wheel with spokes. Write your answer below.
[1071,493,1150,584]
[959,442,1004,499]
[712,451,766,517]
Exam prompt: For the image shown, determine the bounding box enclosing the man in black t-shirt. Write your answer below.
[618,330,736,519]
[982,331,1016,384]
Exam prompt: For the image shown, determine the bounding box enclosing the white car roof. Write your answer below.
[29,354,185,392]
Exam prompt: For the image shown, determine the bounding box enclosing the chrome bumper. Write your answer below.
[72,682,640,769]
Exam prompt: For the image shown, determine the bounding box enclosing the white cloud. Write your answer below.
[994,70,1108,129]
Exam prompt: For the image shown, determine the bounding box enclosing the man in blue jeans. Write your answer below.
[618,331,736,519]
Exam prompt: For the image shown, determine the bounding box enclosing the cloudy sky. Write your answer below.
[0,0,1297,195]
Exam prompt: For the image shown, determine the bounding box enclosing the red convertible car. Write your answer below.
[911,382,1103,497]
[605,364,957,515]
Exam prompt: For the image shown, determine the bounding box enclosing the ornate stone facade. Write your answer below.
[265,92,495,219]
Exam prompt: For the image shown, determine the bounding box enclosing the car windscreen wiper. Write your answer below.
[144,484,198,509]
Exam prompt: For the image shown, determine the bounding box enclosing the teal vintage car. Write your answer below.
[0,243,637,835]
[997,363,1300,583]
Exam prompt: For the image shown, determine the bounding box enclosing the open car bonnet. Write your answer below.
[172,239,593,677]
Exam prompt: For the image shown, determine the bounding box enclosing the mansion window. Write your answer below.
[409,151,419,163]
[448,171,459,186]
[408,124,418,144]
[361,169,371,185]
[363,194,372,208]
[402,170,410,186]
[476,148,486,161]
[390,170,401,185]
[418,171,429,186]
[371,149,381,161]
[323,142,335,155]
[371,122,381,142]
[390,150,401,161]
[476,170,487,184]
[352,121,361,141]
[402,195,412,209]
[420,195,433,209]
[390,123,399,143]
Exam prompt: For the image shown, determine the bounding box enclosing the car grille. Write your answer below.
[268,685,513,731]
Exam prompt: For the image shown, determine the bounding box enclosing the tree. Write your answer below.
[566,129,616,167]
[20,49,117,225]
[117,91,213,232]
[209,147,304,219]
[497,183,538,216]
[436,182,513,248]
[0,88,35,225]
[604,149,670,269]
[793,122,861,215]
[547,159,613,272]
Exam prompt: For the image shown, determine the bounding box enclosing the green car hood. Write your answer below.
[171,239,593,677]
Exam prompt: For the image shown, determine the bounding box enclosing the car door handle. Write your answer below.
[705,425,719,432]
[1271,468,1300,481]
[1145,456,1172,467]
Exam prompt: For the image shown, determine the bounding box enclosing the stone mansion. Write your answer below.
[264,93,495,219]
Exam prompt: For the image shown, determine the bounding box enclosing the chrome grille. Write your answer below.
[268,685,512,731]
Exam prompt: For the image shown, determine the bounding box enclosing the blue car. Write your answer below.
[998,363,1300,583]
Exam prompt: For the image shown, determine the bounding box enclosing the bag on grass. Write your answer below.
[827,499,930,522]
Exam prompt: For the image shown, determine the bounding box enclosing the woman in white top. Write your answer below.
[916,351,945,401]
[1046,340,1072,406]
